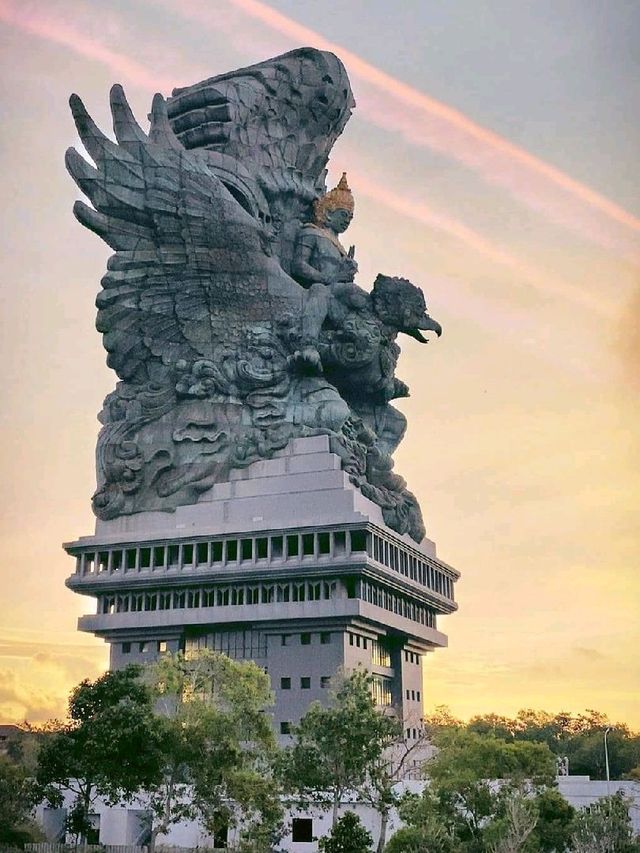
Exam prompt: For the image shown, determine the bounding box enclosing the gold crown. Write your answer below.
[313,172,354,223]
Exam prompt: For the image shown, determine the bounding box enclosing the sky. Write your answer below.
[0,0,638,727]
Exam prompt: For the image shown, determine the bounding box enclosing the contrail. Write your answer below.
[0,0,614,317]
[215,0,640,258]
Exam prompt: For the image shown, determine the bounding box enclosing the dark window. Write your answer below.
[153,546,165,568]
[182,543,194,565]
[349,633,354,646]
[334,530,346,554]
[271,536,283,558]
[197,542,208,564]
[212,821,228,849]
[211,541,223,562]
[139,642,148,653]
[122,642,131,654]
[300,677,311,689]
[280,677,291,690]
[345,577,357,599]
[140,547,151,569]
[320,676,330,688]
[350,529,367,552]
[286,535,299,557]
[302,533,314,555]
[126,549,137,570]
[98,551,109,572]
[281,634,290,646]
[280,722,291,735]
[320,632,331,645]
[301,633,311,645]
[112,550,123,571]
[406,689,410,700]
[292,818,313,842]
[226,540,238,561]
[174,591,186,609]
[167,544,179,565]
[318,532,330,554]
[256,537,268,559]
[417,691,421,701]
[241,539,253,560]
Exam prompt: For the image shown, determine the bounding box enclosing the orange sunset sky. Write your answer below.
[0,0,638,726]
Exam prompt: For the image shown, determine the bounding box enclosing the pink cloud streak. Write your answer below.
[219,0,639,261]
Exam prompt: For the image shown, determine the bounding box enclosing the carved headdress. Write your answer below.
[313,172,354,224]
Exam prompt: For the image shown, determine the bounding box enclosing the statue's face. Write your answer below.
[325,207,353,234]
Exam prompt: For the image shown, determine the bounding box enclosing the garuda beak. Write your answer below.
[405,315,442,343]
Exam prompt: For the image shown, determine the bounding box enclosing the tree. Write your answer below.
[0,755,41,847]
[35,666,163,843]
[143,650,282,852]
[280,669,399,829]
[571,794,640,853]
[319,811,374,853]
[530,788,575,853]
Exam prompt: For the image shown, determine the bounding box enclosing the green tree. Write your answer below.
[144,650,281,852]
[35,666,163,843]
[319,811,373,853]
[531,788,575,853]
[571,793,640,853]
[0,754,41,847]
[280,669,399,829]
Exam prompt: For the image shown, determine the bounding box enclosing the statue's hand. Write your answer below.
[337,256,358,282]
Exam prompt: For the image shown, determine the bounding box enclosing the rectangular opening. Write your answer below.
[321,676,330,689]
[174,591,185,609]
[226,540,238,562]
[300,677,311,689]
[281,634,290,646]
[158,640,168,653]
[153,546,165,569]
[197,542,208,565]
[286,535,299,558]
[187,589,200,608]
[140,547,151,569]
[211,541,223,563]
[122,642,131,654]
[301,633,311,645]
[320,632,331,645]
[111,550,122,571]
[292,818,313,843]
[350,529,367,552]
[98,552,109,572]
[167,544,179,566]
[256,537,268,559]
[318,532,330,554]
[271,536,283,559]
[302,533,314,556]
[182,544,194,566]
[126,549,137,571]
[241,538,253,561]
[280,677,291,690]
[280,722,291,735]
[334,531,346,555]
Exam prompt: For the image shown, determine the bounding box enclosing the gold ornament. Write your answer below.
[313,172,354,224]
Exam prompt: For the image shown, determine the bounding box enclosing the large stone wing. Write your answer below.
[66,85,301,383]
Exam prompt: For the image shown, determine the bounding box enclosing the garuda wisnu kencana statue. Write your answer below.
[66,48,442,543]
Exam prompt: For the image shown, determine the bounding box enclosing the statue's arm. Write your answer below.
[292,232,332,286]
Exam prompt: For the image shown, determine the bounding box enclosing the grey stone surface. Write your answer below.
[66,48,442,543]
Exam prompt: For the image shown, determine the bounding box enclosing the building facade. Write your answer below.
[65,435,459,732]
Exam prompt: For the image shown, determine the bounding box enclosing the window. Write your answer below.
[167,544,179,566]
[281,634,290,646]
[187,589,200,608]
[126,549,137,570]
[301,633,311,645]
[349,633,354,646]
[300,677,311,689]
[286,535,299,557]
[174,591,185,609]
[139,642,148,653]
[271,536,283,559]
[140,547,151,569]
[122,642,131,654]
[350,529,367,552]
[256,537,268,559]
[292,818,313,843]
[158,592,171,610]
[226,540,238,561]
[197,542,208,565]
[112,550,123,571]
[406,689,410,700]
[98,551,109,572]
[158,640,168,653]
[302,533,314,556]
[334,531,346,554]
[417,691,421,701]
[145,593,157,611]
[411,690,416,701]
[182,543,194,566]
[153,546,165,568]
[320,632,331,645]
[320,676,330,689]
[308,582,321,601]
[241,538,253,560]
[280,677,291,690]
[280,722,291,735]
[211,541,223,563]
[318,532,330,554]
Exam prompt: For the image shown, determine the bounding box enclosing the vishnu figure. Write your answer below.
[290,173,358,372]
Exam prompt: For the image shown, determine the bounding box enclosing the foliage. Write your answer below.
[34,666,164,841]
[279,669,399,828]
[319,811,374,853]
[0,754,42,846]
[143,650,281,852]
[571,794,640,853]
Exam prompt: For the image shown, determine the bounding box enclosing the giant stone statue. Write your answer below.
[66,48,442,543]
